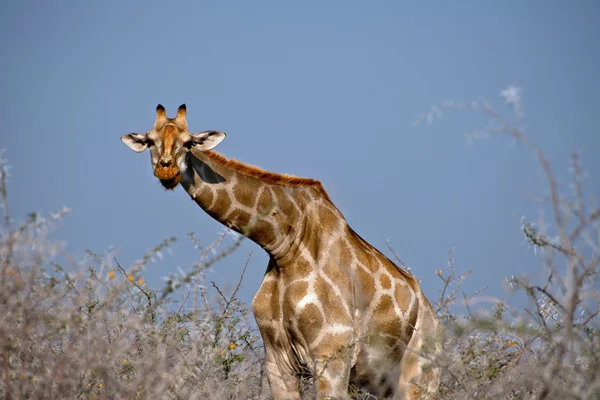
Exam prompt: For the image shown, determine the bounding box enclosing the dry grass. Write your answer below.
[1,86,598,399]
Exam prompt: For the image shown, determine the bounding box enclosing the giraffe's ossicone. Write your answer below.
[122,104,440,399]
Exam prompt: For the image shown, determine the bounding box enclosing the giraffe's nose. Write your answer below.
[159,157,173,167]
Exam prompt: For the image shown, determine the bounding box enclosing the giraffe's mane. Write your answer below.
[203,150,332,201]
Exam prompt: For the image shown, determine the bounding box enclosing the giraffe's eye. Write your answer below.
[145,138,155,147]
[183,140,194,149]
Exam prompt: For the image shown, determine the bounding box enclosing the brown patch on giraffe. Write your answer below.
[203,150,332,201]
[256,188,275,216]
[351,238,374,272]
[283,281,309,321]
[313,275,351,325]
[296,189,315,207]
[252,280,281,321]
[380,273,392,290]
[394,285,414,314]
[304,216,323,262]
[321,240,352,302]
[195,185,213,206]
[372,294,404,338]
[353,250,372,273]
[312,331,354,357]
[321,262,351,297]
[338,239,354,270]
[297,303,324,345]
[226,209,252,234]
[318,205,340,232]
[355,267,375,306]
[268,186,301,234]
[208,188,231,216]
[282,255,313,281]
[269,295,282,321]
[249,219,276,247]
[233,181,257,209]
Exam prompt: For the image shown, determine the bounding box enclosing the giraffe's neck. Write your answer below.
[180,150,315,259]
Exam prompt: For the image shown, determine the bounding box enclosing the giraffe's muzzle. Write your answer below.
[154,166,181,189]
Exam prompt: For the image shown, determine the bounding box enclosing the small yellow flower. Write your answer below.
[30,377,34,383]
[137,279,144,285]
[138,385,143,389]
[88,383,91,387]
[108,271,115,279]
[123,359,127,364]
[506,342,517,348]
[229,343,237,350]
[98,383,103,388]
[128,275,134,282]
[220,350,225,355]
[435,270,442,276]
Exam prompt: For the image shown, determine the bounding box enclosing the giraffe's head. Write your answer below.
[121,104,226,190]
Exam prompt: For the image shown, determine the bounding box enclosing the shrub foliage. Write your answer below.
[1,87,598,399]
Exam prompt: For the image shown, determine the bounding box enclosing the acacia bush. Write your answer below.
[0,159,265,399]
[415,86,600,399]
[1,86,598,399]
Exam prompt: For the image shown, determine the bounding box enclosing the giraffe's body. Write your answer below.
[122,105,440,399]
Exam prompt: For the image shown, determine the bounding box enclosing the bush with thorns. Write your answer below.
[1,86,598,399]
[415,86,600,399]
[0,161,265,399]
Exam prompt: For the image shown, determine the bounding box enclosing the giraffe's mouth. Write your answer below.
[154,167,181,190]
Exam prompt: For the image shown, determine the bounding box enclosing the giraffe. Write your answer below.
[122,104,440,399]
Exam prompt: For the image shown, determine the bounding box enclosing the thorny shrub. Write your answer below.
[0,156,265,399]
[1,86,599,399]
[414,85,600,399]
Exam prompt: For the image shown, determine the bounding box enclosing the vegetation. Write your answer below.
[1,87,598,399]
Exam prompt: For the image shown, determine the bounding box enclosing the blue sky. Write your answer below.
[1,1,598,310]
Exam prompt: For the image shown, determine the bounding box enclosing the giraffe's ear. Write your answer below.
[191,131,226,151]
[121,133,151,153]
